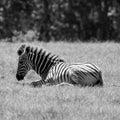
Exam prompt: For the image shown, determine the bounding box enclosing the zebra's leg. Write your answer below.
[30,81,39,87]
[45,78,55,86]
[45,83,52,86]
[69,69,88,86]
[30,80,45,87]
[70,74,86,86]
[30,81,41,87]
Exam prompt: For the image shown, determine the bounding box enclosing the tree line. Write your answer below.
[0,0,120,42]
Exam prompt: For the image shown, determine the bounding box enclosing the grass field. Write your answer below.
[0,41,120,120]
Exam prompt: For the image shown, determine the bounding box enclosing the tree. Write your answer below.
[1,0,120,41]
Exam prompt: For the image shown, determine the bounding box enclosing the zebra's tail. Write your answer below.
[96,71,103,87]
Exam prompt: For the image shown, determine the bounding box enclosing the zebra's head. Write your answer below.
[16,44,33,81]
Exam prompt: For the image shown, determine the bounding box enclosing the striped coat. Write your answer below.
[16,44,103,87]
[45,62,103,86]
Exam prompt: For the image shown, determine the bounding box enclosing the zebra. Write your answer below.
[16,44,64,87]
[16,44,103,87]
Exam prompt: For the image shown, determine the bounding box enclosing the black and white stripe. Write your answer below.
[45,62,103,86]
[16,44,103,87]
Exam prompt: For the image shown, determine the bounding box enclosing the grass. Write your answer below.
[0,41,120,120]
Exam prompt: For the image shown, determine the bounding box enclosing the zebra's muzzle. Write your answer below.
[16,74,24,81]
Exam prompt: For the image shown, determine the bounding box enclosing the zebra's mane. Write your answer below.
[17,44,26,56]
[26,45,64,63]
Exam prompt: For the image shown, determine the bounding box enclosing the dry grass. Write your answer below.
[0,41,120,120]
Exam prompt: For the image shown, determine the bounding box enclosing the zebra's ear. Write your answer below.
[17,44,26,56]
[26,46,30,53]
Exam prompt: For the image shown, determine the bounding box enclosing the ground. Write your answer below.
[0,41,120,120]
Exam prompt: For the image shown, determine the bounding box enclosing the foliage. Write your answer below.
[0,0,120,41]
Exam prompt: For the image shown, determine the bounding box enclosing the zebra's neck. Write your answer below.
[29,48,64,80]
